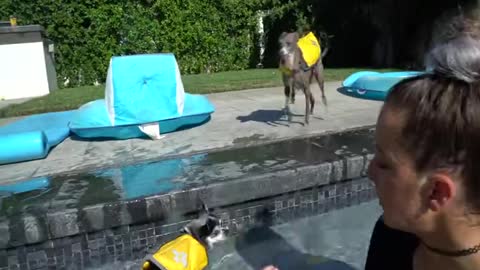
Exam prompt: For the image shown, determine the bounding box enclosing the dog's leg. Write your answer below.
[283,83,292,121]
[315,62,327,107]
[283,85,290,109]
[290,83,295,104]
[307,70,316,115]
[309,85,315,114]
[288,79,294,122]
[304,90,310,125]
[281,73,290,120]
[303,85,311,125]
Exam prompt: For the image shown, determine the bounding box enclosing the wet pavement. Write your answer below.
[0,127,375,219]
[0,82,383,184]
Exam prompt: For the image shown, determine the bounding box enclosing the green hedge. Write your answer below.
[2,0,268,87]
[4,0,453,87]
[2,0,325,87]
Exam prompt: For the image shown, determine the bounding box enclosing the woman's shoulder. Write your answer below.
[365,215,419,270]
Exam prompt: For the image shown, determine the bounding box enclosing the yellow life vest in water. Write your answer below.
[142,234,208,270]
[297,32,321,68]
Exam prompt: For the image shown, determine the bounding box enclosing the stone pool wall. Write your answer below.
[1,178,376,270]
[0,166,376,269]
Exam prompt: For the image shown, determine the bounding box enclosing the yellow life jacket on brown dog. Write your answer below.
[279,32,321,76]
[142,234,208,270]
[297,32,321,68]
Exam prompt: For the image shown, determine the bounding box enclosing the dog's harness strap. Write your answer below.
[143,254,168,270]
[301,65,313,72]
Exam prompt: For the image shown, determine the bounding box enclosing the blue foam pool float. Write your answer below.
[69,95,213,139]
[0,177,50,194]
[0,111,74,164]
[69,53,214,139]
[337,71,425,101]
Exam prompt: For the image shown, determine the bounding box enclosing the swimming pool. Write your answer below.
[0,128,377,269]
[90,200,382,270]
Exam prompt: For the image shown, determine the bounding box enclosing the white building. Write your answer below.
[0,24,57,100]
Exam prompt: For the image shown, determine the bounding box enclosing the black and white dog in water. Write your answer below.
[142,203,228,270]
[278,31,330,125]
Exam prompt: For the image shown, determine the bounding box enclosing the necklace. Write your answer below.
[423,242,480,257]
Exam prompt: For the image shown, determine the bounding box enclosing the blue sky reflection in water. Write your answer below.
[0,153,208,217]
[95,153,207,199]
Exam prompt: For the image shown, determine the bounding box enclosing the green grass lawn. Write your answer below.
[0,67,397,118]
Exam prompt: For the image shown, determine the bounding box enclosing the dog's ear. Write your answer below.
[196,201,210,221]
[200,201,210,213]
[292,32,300,41]
[279,32,287,41]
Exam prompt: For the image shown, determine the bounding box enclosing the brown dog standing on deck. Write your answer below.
[278,31,329,125]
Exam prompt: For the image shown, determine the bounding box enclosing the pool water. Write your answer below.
[91,200,382,270]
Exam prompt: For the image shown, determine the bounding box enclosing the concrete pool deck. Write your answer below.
[0,81,383,184]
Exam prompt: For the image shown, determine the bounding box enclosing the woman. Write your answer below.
[264,17,480,270]
[365,16,480,270]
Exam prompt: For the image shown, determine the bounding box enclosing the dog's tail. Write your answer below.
[318,32,333,59]
[321,46,329,59]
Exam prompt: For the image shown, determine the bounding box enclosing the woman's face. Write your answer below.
[368,105,427,232]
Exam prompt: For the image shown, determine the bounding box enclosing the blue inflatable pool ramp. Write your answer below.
[69,53,215,140]
[0,110,74,165]
[337,71,425,101]
[0,53,214,166]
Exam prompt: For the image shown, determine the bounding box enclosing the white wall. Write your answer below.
[0,42,50,100]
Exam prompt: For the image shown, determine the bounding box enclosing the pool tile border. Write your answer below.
[0,154,374,250]
[0,177,377,270]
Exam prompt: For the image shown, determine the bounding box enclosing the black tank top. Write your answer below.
[365,215,419,270]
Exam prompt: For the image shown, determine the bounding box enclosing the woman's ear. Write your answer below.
[427,172,456,211]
